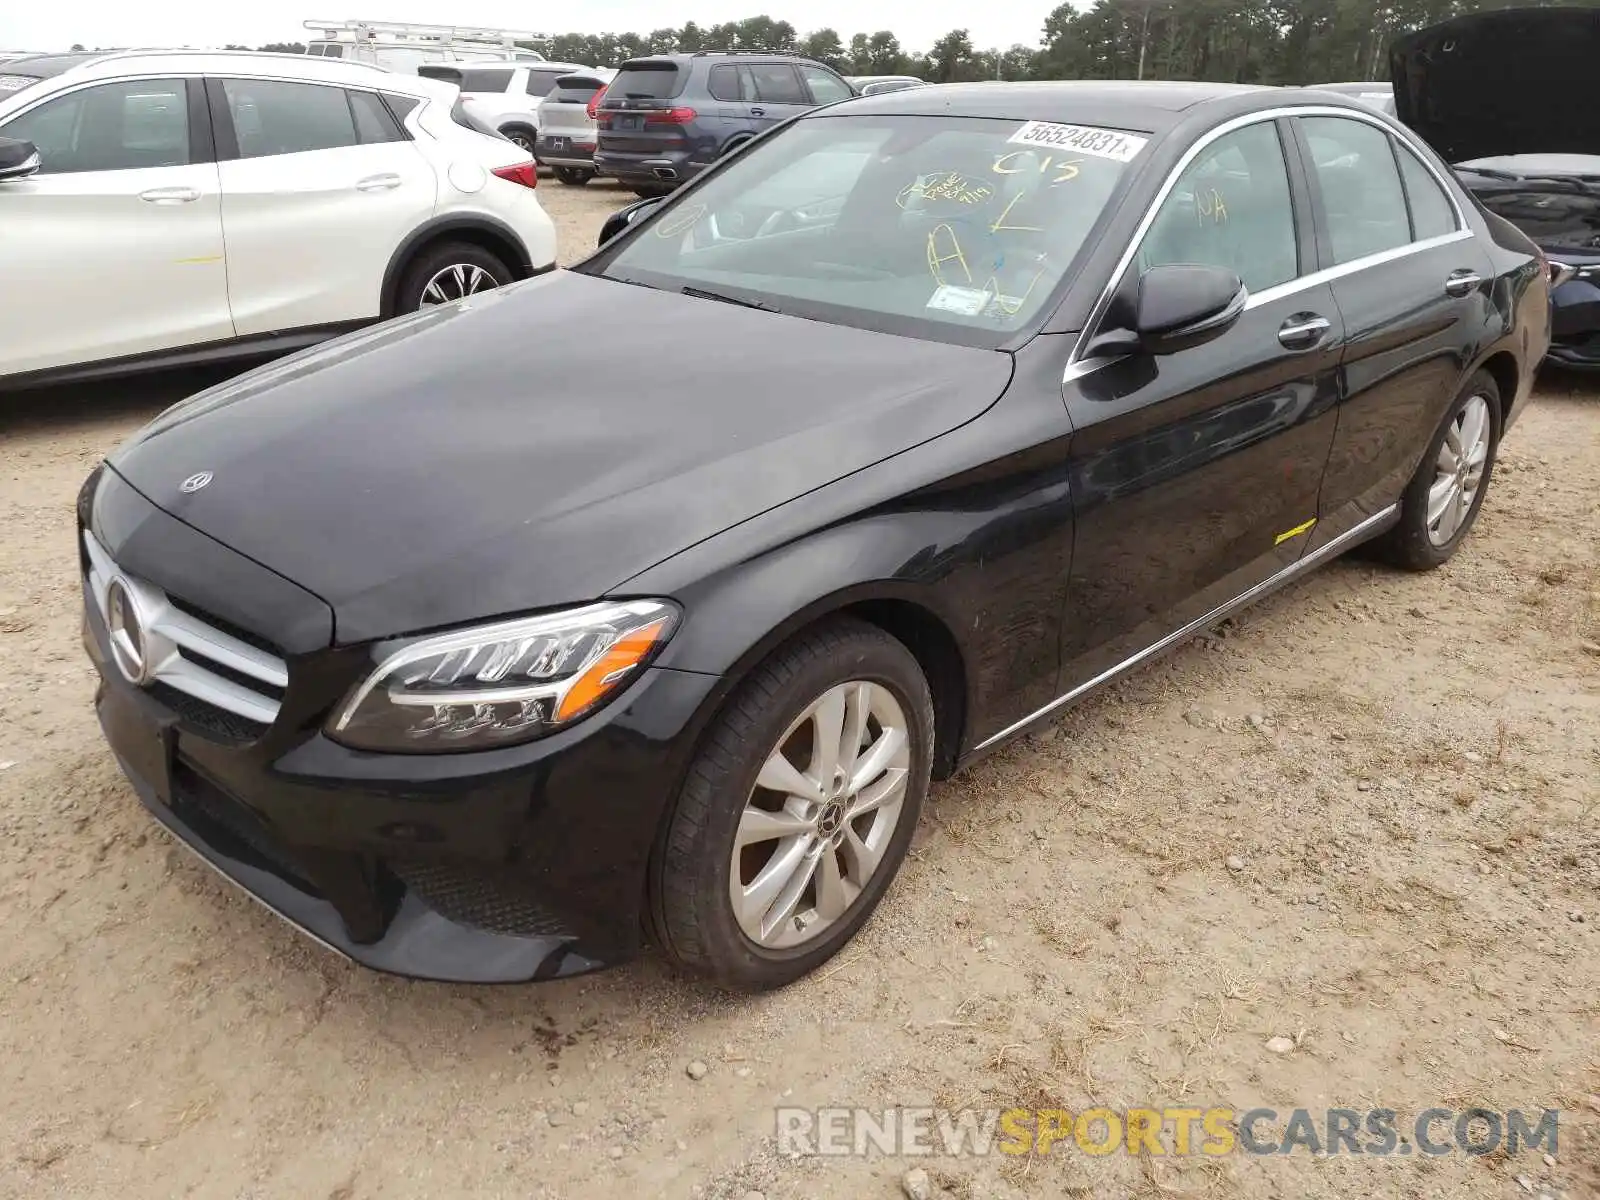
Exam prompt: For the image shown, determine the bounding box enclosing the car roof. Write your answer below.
[838,79,1278,129]
[0,51,103,79]
[3,48,427,92]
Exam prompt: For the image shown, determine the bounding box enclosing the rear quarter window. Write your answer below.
[610,63,685,100]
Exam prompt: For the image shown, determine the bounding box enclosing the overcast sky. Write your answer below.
[5,2,1051,55]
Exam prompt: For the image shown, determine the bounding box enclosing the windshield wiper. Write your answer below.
[681,285,781,313]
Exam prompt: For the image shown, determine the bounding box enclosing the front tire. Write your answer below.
[554,166,593,186]
[1373,369,1502,570]
[394,242,511,313]
[652,618,933,990]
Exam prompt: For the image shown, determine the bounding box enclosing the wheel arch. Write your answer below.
[380,215,537,318]
[662,581,974,784]
[1475,348,1520,431]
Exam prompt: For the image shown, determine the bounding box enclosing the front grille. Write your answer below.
[390,860,571,938]
[150,682,271,743]
[83,533,288,732]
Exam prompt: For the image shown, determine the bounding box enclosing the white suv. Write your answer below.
[418,62,592,155]
[0,50,558,388]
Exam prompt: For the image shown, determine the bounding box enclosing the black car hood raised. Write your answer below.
[1391,7,1600,163]
[108,271,1013,644]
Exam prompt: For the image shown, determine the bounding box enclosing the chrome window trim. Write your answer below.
[972,503,1399,752]
[1065,103,1474,378]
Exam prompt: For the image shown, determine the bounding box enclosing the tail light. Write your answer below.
[492,162,537,190]
[644,107,697,126]
[586,86,607,121]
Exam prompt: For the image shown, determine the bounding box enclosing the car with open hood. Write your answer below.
[1392,6,1600,368]
[80,80,1548,990]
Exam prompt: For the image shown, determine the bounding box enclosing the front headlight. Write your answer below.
[327,599,678,753]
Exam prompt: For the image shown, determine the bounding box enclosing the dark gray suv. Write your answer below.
[594,51,855,196]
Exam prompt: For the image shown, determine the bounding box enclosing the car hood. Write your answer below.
[107,271,1013,645]
[1391,8,1600,163]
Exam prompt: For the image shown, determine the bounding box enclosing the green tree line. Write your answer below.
[535,0,1596,83]
[224,0,1598,85]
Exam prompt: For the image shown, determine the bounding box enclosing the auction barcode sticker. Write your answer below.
[1007,121,1148,163]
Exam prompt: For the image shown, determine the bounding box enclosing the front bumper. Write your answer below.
[82,473,719,983]
[1546,270,1600,367]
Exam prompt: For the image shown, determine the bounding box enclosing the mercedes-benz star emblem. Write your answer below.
[106,578,150,685]
[180,471,213,494]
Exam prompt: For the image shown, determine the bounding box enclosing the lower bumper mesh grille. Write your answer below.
[390,860,571,938]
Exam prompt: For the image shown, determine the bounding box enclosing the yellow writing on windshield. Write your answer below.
[992,152,1083,184]
[898,171,995,210]
[927,223,974,285]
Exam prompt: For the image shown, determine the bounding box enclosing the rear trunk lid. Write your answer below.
[598,59,691,155]
[1391,8,1600,163]
[538,74,606,140]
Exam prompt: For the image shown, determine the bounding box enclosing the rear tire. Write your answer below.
[1371,369,1502,571]
[651,617,933,991]
[632,184,673,199]
[554,166,593,186]
[394,241,512,313]
[500,125,537,155]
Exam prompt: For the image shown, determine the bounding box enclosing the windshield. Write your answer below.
[590,114,1147,347]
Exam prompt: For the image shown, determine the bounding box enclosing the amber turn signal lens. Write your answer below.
[554,618,670,722]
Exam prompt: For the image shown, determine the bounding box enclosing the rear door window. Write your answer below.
[221,78,357,159]
[707,64,745,102]
[1394,141,1459,239]
[524,68,569,97]
[348,89,405,143]
[1301,115,1411,263]
[457,68,515,94]
[609,63,685,100]
[747,64,806,105]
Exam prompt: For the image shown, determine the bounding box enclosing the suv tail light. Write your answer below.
[586,86,607,121]
[644,107,697,126]
[492,162,538,190]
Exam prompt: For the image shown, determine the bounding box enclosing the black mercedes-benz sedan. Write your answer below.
[80,80,1550,990]
[1392,7,1599,368]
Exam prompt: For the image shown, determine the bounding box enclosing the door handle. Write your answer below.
[138,186,200,204]
[1444,269,1482,297]
[749,106,765,117]
[1277,313,1331,349]
[356,173,402,192]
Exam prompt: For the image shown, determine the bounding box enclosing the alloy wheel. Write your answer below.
[1426,394,1490,545]
[419,263,500,307]
[729,681,910,949]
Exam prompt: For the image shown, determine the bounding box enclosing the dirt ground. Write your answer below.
[1,179,1596,1200]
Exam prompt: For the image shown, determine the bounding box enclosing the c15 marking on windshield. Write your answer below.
[1007,121,1148,163]
[992,151,1082,184]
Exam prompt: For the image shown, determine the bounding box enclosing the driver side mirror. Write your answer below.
[598,196,664,247]
[1085,263,1248,357]
[0,137,41,182]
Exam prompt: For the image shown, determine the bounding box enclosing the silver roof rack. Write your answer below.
[303,19,547,48]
